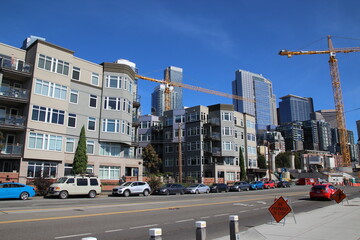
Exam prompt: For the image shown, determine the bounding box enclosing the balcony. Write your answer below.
[205,132,221,141]
[133,95,141,108]
[0,114,26,130]
[0,56,32,81]
[205,118,220,126]
[0,86,29,103]
[0,144,23,158]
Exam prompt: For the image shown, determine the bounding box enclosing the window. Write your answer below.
[100,142,121,156]
[64,164,73,176]
[65,138,75,152]
[164,158,174,167]
[224,157,234,165]
[31,105,46,122]
[187,156,200,166]
[88,117,96,131]
[38,54,69,75]
[106,75,122,89]
[221,112,232,121]
[102,119,120,133]
[28,132,62,151]
[77,178,88,186]
[27,161,57,178]
[89,94,97,108]
[222,141,233,151]
[35,80,67,100]
[175,115,184,123]
[222,127,233,136]
[68,113,76,128]
[91,73,99,86]
[70,90,78,104]
[31,106,64,125]
[99,166,120,180]
[87,141,94,154]
[72,67,80,80]
[50,109,65,125]
[90,178,99,186]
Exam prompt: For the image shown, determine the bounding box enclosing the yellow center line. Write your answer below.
[0,191,308,224]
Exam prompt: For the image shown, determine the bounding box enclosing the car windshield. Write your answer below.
[121,182,133,186]
[250,181,256,184]
[189,184,198,188]
[313,185,326,190]
[164,184,172,187]
[55,177,68,183]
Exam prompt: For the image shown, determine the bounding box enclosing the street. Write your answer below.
[0,185,359,240]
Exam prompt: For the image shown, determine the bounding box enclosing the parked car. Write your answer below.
[185,184,210,194]
[209,183,229,193]
[0,182,36,200]
[47,175,102,199]
[153,184,186,195]
[112,181,151,197]
[277,181,291,188]
[249,181,264,190]
[310,184,337,200]
[230,181,250,192]
[264,181,276,189]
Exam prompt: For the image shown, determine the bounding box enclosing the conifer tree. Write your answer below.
[73,126,88,174]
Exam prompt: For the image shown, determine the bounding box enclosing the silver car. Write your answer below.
[185,184,210,194]
[112,181,151,197]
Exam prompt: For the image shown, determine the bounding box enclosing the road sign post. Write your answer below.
[268,196,292,224]
[332,189,347,204]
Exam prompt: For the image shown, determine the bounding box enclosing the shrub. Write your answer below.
[147,175,162,193]
[31,177,53,196]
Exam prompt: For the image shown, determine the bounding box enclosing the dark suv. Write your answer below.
[210,183,229,193]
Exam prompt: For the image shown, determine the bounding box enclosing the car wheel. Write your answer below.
[88,190,96,198]
[20,192,29,200]
[123,190,130,197]
[196,190,200,194]
[237,188,241,192]
[180,190,184,195]
[225,189,229,192]
[206,189,210,194]
[216,189,219,193]
[246,187,250,191]
[143,189,150,196]
[165,190,170,195]
[59,191,68,199]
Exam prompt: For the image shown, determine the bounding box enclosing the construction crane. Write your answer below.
[279,35,360,167]
[135,74,254,111]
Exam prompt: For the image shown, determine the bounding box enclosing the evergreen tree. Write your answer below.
[257,153,267,169]
[275,152,291,168]
[142,144,162,174]
[73,126,88,174]
[239,147,247,180]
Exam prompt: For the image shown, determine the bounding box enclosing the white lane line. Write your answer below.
[55,233,92,239]
[261,207,268,209]
[200,216,210,219]
[238,210,249,213]
[257,201,267,205]
[253,208,260,211]
[214,213,229,217]
[176,218,194,223]
[130,224,158,230]
[105,229,123,233]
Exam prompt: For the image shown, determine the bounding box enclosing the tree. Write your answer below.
[275,152,291,169]
[239,147,247,180]
[73,126,88,174]
[257,153,267,169]
[142,144,162,174]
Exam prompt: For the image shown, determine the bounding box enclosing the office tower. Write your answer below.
[302,120,319,150]
[356,120,360,141]
[151,66,183,116]
[279,95,314,124]
[0,38,142,183]
[314,110,338,128]
[276,122,304,151]
[232,70,277,131]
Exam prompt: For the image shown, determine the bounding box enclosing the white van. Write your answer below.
[47,175,102,199]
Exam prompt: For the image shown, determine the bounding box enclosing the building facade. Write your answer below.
[151,66,183,116]
[0,39,142,183]
[232,70,277,131]
[279,94,314,124]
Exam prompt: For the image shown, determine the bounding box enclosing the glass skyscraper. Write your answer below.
[151,66,183,116]
[232,70,277,131]
[279,95,314,124]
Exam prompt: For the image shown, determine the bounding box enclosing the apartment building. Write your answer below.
[0,38,142,183]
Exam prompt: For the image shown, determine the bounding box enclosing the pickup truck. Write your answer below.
[263,181,276,189]
[249,181,264,190]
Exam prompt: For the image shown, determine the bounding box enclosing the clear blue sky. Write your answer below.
[2,0,360,140]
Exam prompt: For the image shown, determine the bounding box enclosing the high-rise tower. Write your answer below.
[278,94,314,124]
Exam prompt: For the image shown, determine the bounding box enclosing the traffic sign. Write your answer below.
[332,189,346,204]
[268,196,292,223]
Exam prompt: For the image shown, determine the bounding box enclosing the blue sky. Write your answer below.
[2,0,360,140]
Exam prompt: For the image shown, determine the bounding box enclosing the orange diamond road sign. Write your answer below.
[268,196,292,223]
[332,189,346,204]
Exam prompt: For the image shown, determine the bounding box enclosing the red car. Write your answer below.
[309,184,337,200]
[264,181,276,189]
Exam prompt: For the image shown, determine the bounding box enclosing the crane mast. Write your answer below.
[279,36,360,167]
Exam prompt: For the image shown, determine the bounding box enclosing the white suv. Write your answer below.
[47,175,102,199]
[112,181,151,197]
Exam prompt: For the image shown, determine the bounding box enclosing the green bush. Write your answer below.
[31,177,53,196]
[147,175,162,193]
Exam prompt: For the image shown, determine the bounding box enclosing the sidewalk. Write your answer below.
[215,197,360,240]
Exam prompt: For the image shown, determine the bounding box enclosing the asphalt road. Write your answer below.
[0,185,359,240]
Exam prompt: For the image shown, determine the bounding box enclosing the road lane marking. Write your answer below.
[200,216,210,219]
[130,224,158,229]
[105,229,123,233]
[54,233,92,239]
[214,213,229,217]
[238,210,249,213]
[257,201,266,204]
[0,192,308,224]
[176,218,194,223]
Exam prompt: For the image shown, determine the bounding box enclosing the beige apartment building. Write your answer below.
[0,38,142,183]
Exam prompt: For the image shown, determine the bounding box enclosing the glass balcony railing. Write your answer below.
[0,144,23,155]
[0,114,26,127]
[0,56,32,74]
[0,85,29,100]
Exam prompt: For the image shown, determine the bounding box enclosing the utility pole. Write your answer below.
[178,123,183,183]
[267,141,272,181]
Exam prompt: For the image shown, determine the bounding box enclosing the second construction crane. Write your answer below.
[279,35,360,167]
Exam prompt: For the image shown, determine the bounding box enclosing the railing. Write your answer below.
[205,132,221,140]
[208,118,220,125]
[0,85,29,100]
[0,56,32,74]
[0,144,23,155]
[0,113,26,127]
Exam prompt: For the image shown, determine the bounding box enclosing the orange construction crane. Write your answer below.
[135,74,254,112]
[279,35,360,167]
